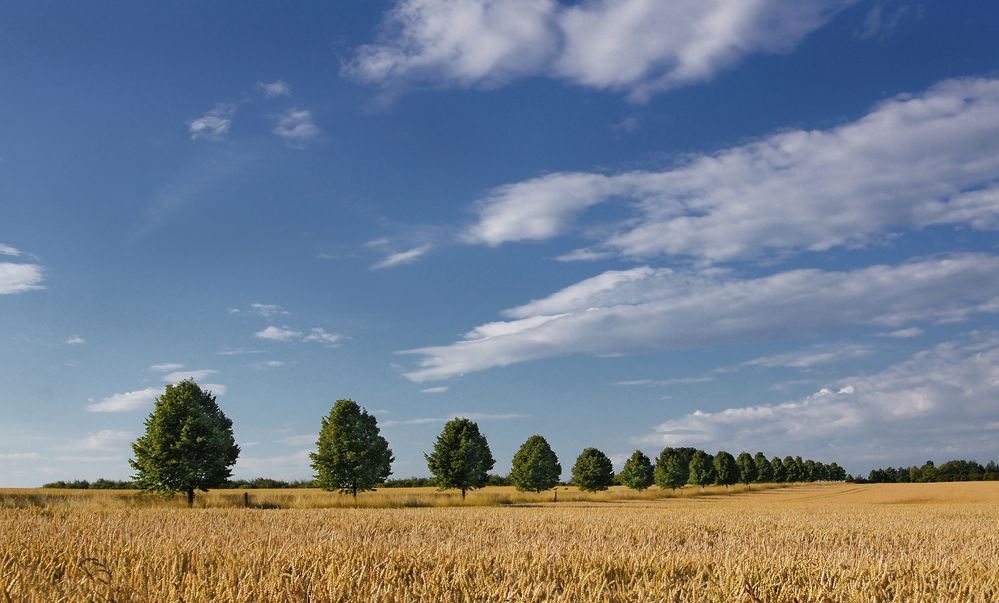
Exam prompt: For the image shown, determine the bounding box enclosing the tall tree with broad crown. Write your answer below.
[510,435,561,493]
[571,448,615,492]
[130,380,239,507]
[714,451,738,486]
[754,452,774,483]
[736,451,757,486]
[619,450,654,491]
[310,399,393,499]
[771,456,787,482]
[425,417,495,499]
[688,450,714,487]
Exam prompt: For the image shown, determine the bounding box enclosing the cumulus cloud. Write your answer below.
[641,334,999,470]
[65,336,85,346]
[258,80,291,97]
[273,108,320,146]
[86,388,160,413]
[464,77,999,262]
[401,254,999,381]
[0,260,44,294]
[348,0,851,101]
[255,326,303,342]
[303,328,342,346]
[188,103,236,141]
[0,244,22,257]
[372,245,432,270]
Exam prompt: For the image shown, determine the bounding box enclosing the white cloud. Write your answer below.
[464,78,999,262]
[880,327,925,339]
[255,326,303,342]
[216,348,264,356]
[0,452,40,460]
[201,383,228,396]
[421,386,449,394]
[86,387,160,413]
[0,261,44,294]
[641,334,999,470]
[348,0,850,101]
[188,103,236,141]
[0,244,22,257]
[149,363,184,372]
[743,343,872,369]
[616,377,714,386]
[382,413,529,427]
[252,360,285,369]
[65,336,85,346]
[273,108,320,146]
[303,328,342,346]
[70,430,132,451]
[401,254,999,381]
[162,369,218,382]
[372,245,432,270]
[228,303,288,318]
[258,80,291,97]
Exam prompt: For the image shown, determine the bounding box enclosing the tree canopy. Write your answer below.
[425,417,496,499]
[510,435,561,493]
[129,380,239,506]
[688,450,714,487]
[713,451,738,487]
[736,452,757,485]
[310,399,393,498]
[619,450,654,491]
[572,448,615,492]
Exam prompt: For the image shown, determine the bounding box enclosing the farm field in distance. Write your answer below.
[2,482,998,602]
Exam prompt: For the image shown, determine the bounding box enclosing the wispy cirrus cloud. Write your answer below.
[228,303,289,318]
[188,103,236,141]
[0,245,44,295]
[463,78,999,263]
[372,245,432,270]
[348,0,853,102]
[743,343,872,369]
[257,80,291,97]
[401,254,999,381]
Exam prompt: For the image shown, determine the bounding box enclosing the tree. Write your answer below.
[130,380,239,507]
[771,456,786,483]
[425,418,495,499]
[654,447,688,491]
[783,456,799,482]
[619,450,654,491]
[714,451,738,487]
[688,450,714,487]
[736,452,757,486]
[754,452,774,483]
[510,435,561,493]
[571,448,615,492]
[803,459,817,482]
[310,399,393,499]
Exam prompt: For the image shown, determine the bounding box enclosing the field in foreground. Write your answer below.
[2,483,998,602]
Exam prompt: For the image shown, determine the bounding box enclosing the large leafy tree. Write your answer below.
[425,417,495,499]
[754,452,774,483]
[736,452,757,486]
[771,456,787,482]
[130,380,239,507]
[655,447,697,490]
[310,399,393,499]
[619,450,654,491]
[572,448,615,492]
[714,451,738,487]
[510,435,561,493]
[688,450,714,487]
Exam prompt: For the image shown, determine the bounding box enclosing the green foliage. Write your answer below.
[713,451,738,486]
[310,399,394,497]
[571,448,615,492]
[688,450,714,487]
[425,418,496,498]
[865,458,999,483]
[42,479,137,490]
[655,447,697,490]
[783,456,799,482]
[510,435,561,493]
[619,450,654,491]
[129,380,239,506]
[754,452,774,483]
[736,452,757,485]
[771,456,786,482]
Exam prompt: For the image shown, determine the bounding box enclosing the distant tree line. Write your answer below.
[48,382,852,503]
[854,459,999,483]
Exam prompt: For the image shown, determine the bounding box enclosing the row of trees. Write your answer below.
[127,382,846,505]
[860,459,999,483]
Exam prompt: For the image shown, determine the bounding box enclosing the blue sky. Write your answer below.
[2,0,999,486]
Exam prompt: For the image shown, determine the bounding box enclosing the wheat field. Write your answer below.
[2,482,997,602]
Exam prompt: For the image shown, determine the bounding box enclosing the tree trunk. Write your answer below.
[461,488,466,500]
[187,489,195,508]
[352,487,357,501]
[553,489,557,503]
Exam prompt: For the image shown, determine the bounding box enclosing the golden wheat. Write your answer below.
[2,483,997,602]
